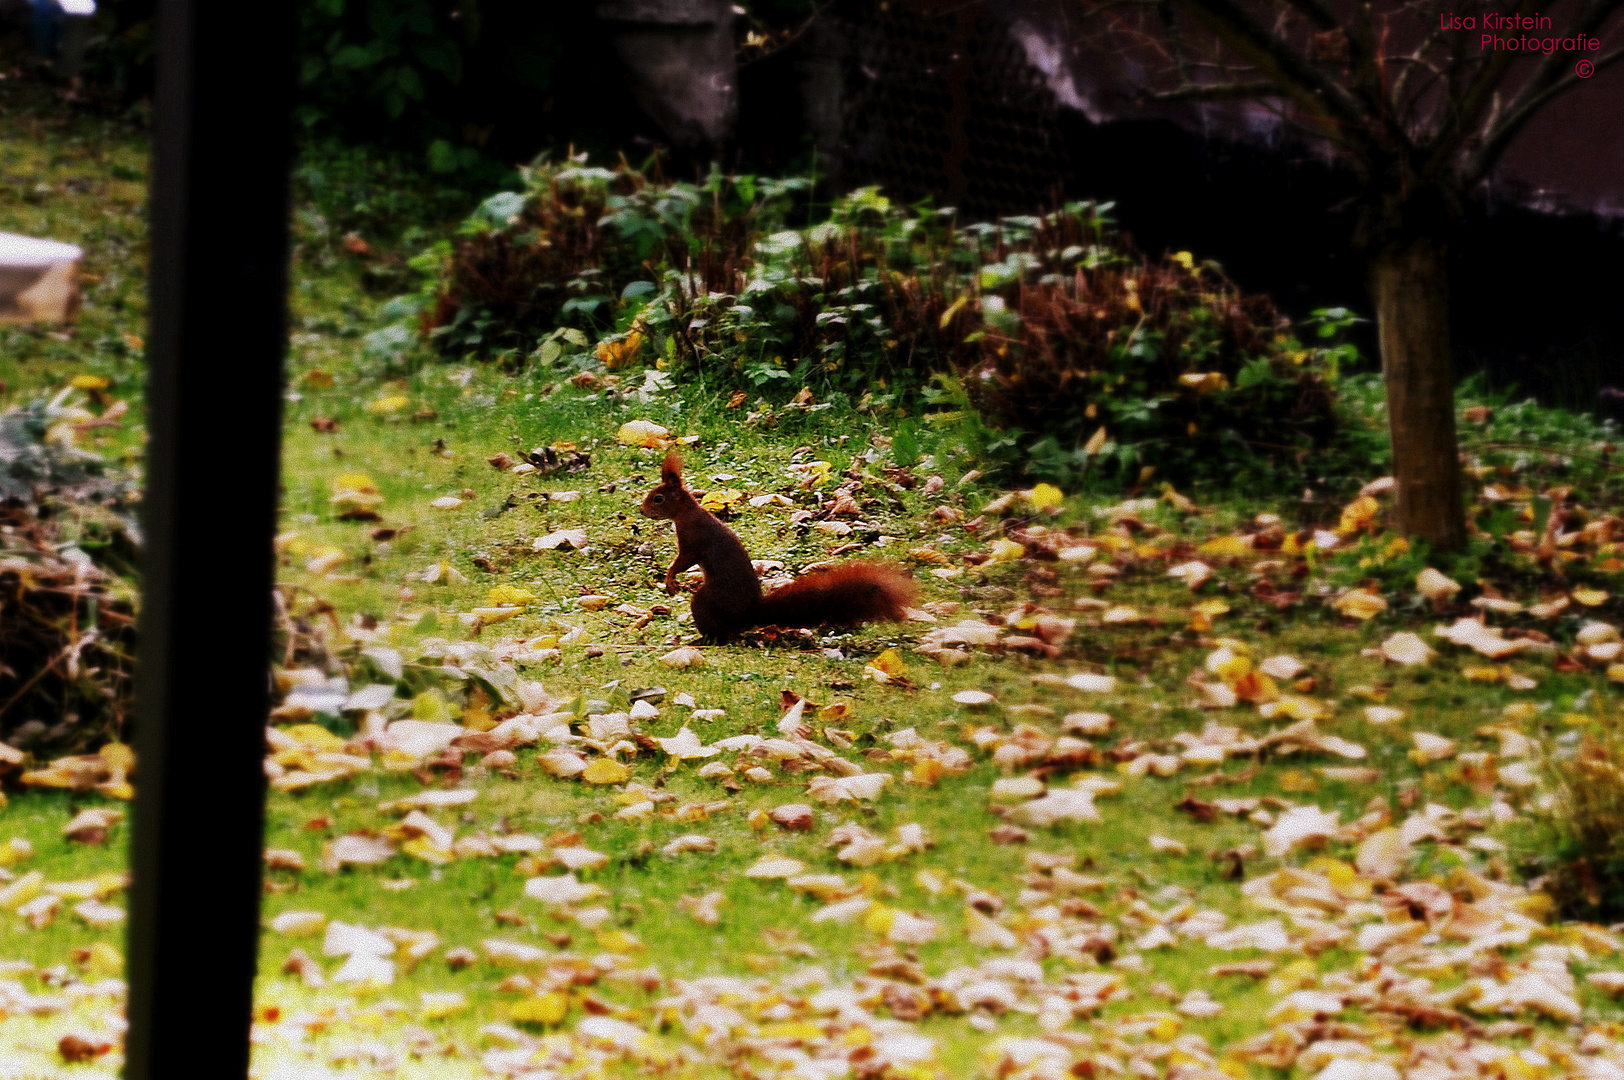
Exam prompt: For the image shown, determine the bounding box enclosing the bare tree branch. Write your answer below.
[1075,0,1623,228]
[1343,2,1385,104]
[1167,0,1374,146]
[1390,22,1451,105]
[1279,0,1338,29]
[1145,79,1285,100]
[1423,0,1549,178]
[1465,0,1624,170]
[1467,44,1624,182]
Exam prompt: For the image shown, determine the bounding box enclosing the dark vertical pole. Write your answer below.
[126,1,296,1076]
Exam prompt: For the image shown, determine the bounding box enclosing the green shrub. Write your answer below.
[394,158,1353,489]
[414,160,809,363]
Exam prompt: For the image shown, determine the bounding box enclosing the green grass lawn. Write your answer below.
[4,75,1624,1080]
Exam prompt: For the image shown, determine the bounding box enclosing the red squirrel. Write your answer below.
[640,449,917,639]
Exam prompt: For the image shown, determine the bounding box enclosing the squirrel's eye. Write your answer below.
[652,494,664,503]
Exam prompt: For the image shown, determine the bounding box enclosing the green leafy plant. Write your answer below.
[393,157,1367,491]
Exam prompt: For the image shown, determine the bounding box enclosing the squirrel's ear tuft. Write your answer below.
[662,448,683,481]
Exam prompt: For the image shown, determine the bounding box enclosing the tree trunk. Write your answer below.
[1368,235,1467,551]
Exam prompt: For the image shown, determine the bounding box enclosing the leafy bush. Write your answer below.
[959,256,1345,491]
[415,163,808,360]
[395,158,1352,489]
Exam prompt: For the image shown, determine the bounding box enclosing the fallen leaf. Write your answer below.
[743,855,806,879]
[1262,805,1340,858]
[616,420,671,447]
[1380,632,1435,666]
[581,759,630,784]
[1333,589,1387,620]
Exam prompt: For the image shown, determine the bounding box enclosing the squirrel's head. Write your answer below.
[640,448,689,520]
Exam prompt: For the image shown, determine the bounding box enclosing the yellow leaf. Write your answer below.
[616,419,670,448]
[486,585,538,607]
[862,903,896,935]
[907,759,948,786]
[1271,694,1328,722]
[939,295,969,329]
[1266,958,1320,996]
[1022,483,1064,510]
[759,1020,825,1040]
[582,759,630,785]
[1177,372,1228,394]
[1336,495,1380,535]
[596,331,644,370]
[1192,599,1229,618]
[699,488,745,512]
[1573,587,1610,607]
[1333,589,1387,620]
[70,374,110,390]
[366,394,410,415]
[1172,251,1195,271]
[99,742,135,774]
[0,871,43,911]
[986,539,1025,564]
[595,929,645,953]
[303,544,348,574]
[1276,769,1318,793]
[84,942,123,978]
[411,690,452,724]
[1199,535,1253,558]
[871,649,907,677]
[791,460,832,488]
[284,724,347,752]
[1209,650,1253,684]
[1082,427,1108,456]
[510,991,569,1025]
[1161,484,1196,513]
[401,837,453,865]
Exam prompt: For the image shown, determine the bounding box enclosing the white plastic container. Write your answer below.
[0,232,83,323]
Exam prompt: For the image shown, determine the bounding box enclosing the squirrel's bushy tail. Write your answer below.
[754,562,917,630]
